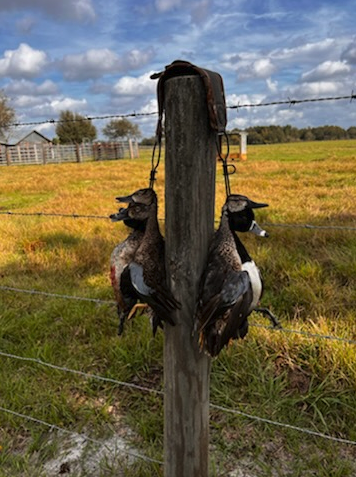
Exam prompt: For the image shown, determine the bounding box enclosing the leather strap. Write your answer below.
[151,60,227,142]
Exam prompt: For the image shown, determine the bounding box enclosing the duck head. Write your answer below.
[225,194,269,237]
[116,188,157,206]
[112,201,153,224]
[110,207,146,230]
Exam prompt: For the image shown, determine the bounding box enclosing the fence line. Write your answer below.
[1,285,356,345]
[0,349,164,395]
[209,404,356,446]
[1,210,356,232]
[9,92,356,128]
[1,349,356,447]
[0,140,139,166]
[0,406,163,465]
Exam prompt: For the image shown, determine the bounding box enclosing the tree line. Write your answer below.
[1,90,356,146]
[229,125,356,145]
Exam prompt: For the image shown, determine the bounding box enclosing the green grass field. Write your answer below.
[0,140,356,476]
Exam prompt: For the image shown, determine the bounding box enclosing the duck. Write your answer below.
[109,207,147,335]
[115,189,181,335]
[116,187,157,207]
[196,194,274,357]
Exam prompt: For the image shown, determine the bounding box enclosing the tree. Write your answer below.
[55,110,97,144]
[347,126,356,139]
[102,118,141,141]
[0,91,16,137]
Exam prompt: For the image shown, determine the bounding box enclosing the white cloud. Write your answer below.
[60,48,155,81]
[287,81,341,97]
[139,98,159,115]
[270,38,338,62]
[0,43,48,79]
[112,71,156,96]
[155,0,182,13]
[60,49,119,80]
[32,97,88,116]
[266,77,278,93]
[5,79,59,96]
[301,61,351,82]
[341,38,356,64]
[237,58,276,81]
[0,0,96,22]
[226,93,266,108]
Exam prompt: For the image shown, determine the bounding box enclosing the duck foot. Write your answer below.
[127,303,149,321]
[254,307,282,329]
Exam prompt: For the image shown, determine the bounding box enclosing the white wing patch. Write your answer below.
[241,261,262,311]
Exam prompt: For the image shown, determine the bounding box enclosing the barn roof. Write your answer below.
[0,129,51,146]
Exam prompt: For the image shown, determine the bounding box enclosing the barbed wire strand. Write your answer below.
[227,92,356,111]
[0,406,163,465]
[0,211,109,220]
[1,210,356,232]
[1,349,356,447]
[0,285,116,305]
[11,111,158,128]
[1,285,356,345]
[9,93,356,128]
[250,323,356,345]
[0,350,164,395]
[210,404,356,446]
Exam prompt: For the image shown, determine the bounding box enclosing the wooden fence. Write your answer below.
[0,139,139,166]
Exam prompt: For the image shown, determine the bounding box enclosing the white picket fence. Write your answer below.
[0,140,139,166]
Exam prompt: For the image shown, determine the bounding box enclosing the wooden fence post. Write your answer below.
[75,143,82,163]
[6,146,11,166]
[164,75,216,476]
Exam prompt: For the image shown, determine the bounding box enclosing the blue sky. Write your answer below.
[0,0,355,139]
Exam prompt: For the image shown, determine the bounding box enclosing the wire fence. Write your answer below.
[1,210,356,232]
[1,93,356,473]
[1,285,356,346]
[9,92,356,128]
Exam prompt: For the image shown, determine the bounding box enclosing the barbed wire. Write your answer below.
[0,211,110,220]
[9,92,356,128]
[1,285,356,345]
[1,349,356,447]
[0,349,164,395]
[210,404,356,446]
[0,285,116,305]
[0,405,163,465]
[11,111,157,128]
[227,91,356,111]
[1,210,356,232]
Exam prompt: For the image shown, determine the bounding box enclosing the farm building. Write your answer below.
[0,129,52,146]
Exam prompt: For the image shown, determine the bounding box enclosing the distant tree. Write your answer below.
[347,126,356,139]
[300,128,315,142]
[140,136,156,146]
[103,118,141,141]
[0,91,16,137]
[56,110,97,144]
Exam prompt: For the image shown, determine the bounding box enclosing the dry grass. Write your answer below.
[0,140,356,476]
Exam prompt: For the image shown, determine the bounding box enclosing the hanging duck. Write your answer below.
[110,206,147,335]
[196,194,273,357]
[115,189,181,335]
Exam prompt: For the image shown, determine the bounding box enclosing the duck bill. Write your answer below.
[248,199,269,209]
[116,194,135,203]
[109,207,129,222]
[249,220,269,237]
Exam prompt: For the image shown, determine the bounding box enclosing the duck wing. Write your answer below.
[202,271,252,357]
[129,262,179,327]
[199,269,247,331]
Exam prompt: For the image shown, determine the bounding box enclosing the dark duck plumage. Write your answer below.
[110,207,147,335]
[115,188,181,335]
[196,194,270,357]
